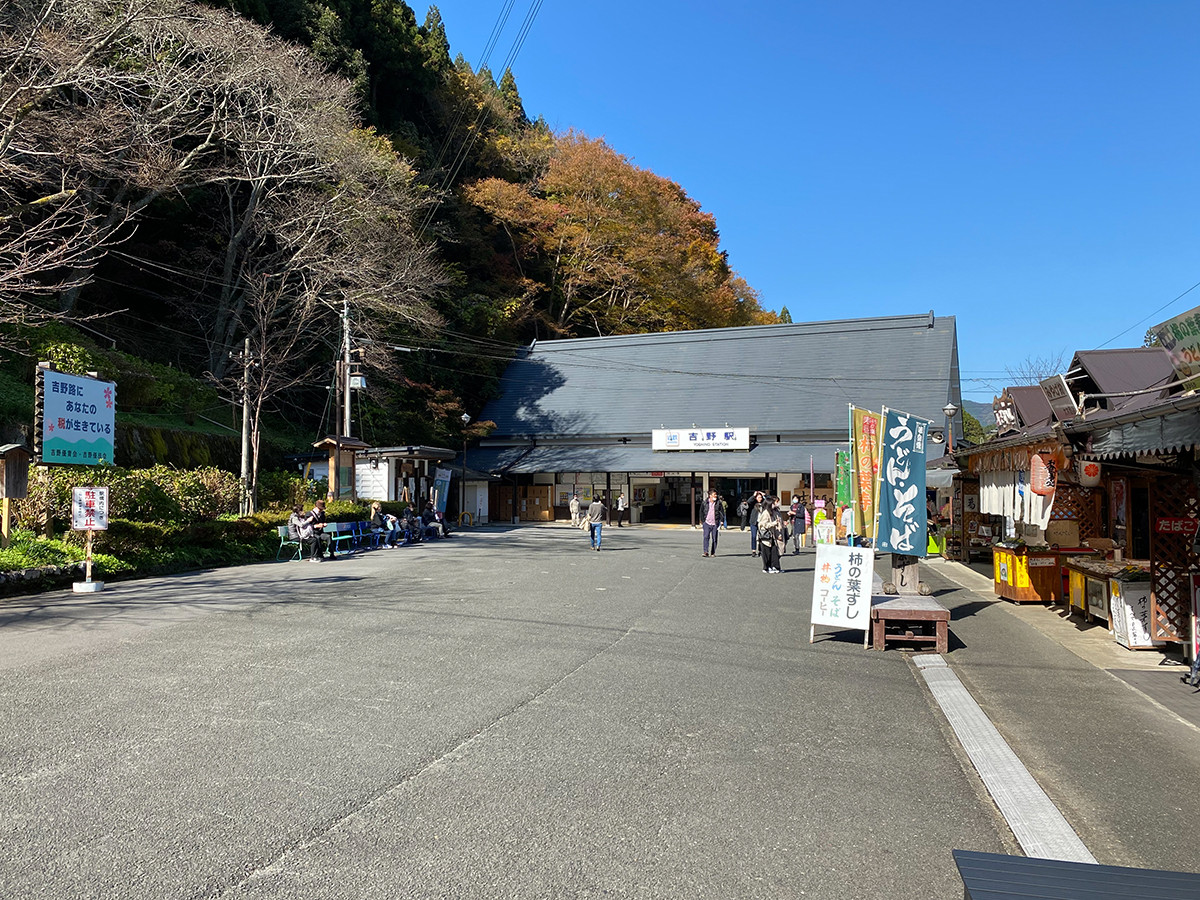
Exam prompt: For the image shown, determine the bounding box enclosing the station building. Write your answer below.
[470,312,963,524]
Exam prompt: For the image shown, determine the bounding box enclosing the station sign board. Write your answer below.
[651,427,749,451]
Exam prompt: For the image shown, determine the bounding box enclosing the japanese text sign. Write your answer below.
[810,543,875,630]
[71,486,109,531]
[1155,517,1199,536]
[652,427,750,451]
[874,408,931,556]
[850,408,880,541]
[41,370,116,465]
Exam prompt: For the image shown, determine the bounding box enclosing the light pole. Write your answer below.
[942,402,959,454]
[460,413,470,525]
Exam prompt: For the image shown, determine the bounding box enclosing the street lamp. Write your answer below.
[460,413,470,525]
[942,403,959,454]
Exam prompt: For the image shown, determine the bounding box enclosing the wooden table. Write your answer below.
[870,596,950,654]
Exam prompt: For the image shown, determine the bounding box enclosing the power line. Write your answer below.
[1093,277,1200,350]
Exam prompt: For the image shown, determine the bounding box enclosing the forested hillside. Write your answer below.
[1,0,774,476]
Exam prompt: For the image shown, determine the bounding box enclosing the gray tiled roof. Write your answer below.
[480,313,962,439]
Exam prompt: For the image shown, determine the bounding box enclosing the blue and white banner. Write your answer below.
[874,408,931,556]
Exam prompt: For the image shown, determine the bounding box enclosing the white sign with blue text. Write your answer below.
[652,427,749,451]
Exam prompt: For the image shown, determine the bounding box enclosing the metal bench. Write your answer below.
[327,522,357,557]
[870,595,950,654]
[275,525,302,561]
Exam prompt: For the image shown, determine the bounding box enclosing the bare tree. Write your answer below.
[1005,350,1070,386]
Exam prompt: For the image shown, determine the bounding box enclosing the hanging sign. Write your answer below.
[1150,305,1200,390]
[874,408,931,556]
[71,486,109,531]
[40,370,117,465]
[810,543,875,631]
[1038,374,1079,422]
[1155,517,1200,536]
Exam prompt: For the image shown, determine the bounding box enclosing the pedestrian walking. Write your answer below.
[569,493,581,527]
[757,496,783,573]
[700,489,724,556]
[747,490,764,556]
[616,491,628,527]
[719,495,729,529]
[586,494,606,550]
[789,496,804,553]
[737,496,749,530]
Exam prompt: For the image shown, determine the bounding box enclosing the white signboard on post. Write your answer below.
[71,486,109,531]
[810,543,875,640]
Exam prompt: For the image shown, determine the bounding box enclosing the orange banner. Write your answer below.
[851,407,882,540]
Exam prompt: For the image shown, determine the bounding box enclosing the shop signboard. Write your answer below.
[810,543,875,633]
[432,468,452,514]
[39,369,117,465]
[1110,579,1161,649]
[652,427,749,451]
[1150,305,1200,390]
[1038,374,1079,422]
[874,408,930,556]
[1191,574,1200,663]
[1154,517,1200,536]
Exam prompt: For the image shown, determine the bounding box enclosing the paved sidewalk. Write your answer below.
[920,557,1200,872]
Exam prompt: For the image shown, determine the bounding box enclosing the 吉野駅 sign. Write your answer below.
[652,427,749,451]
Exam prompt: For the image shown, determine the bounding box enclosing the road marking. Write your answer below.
[914,655,1096,863]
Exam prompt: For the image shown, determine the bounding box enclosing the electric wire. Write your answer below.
[1092,277,1200,350]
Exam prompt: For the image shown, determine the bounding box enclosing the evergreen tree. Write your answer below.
[498,68,527,125]
[778,306,793,323]
[421,6,452,72]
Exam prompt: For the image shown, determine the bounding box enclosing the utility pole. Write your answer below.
[238,338,252,516]
[343,298,352,438]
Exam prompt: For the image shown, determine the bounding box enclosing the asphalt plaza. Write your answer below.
[0,522,1195,899]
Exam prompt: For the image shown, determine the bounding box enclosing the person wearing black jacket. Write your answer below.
[308,498,332,559]
[746,491,764,557]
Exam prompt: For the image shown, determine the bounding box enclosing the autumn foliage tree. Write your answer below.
[464,134,773,338]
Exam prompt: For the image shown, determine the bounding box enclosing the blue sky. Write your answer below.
[426,0,1200,401]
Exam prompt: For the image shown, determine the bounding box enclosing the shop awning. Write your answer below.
[467,442,844,476]
[1079,404,1200,459]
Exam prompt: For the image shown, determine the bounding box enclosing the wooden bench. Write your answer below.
[870,595,950,654]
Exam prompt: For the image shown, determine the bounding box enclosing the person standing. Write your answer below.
[719,495,729,530]
[757,496,783,573]
[789,496,803,553]
[586,494,606,550]
[840,504,855,545]
[569,493,581,527]
[700,489,724,557]
[747,490,764,556]
[616,491,628,527]
[737,496,749,530]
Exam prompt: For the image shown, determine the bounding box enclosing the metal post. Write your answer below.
[239,337,251,516]
[342,298,352,438]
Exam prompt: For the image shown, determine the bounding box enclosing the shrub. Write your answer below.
[15,464,241,531]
